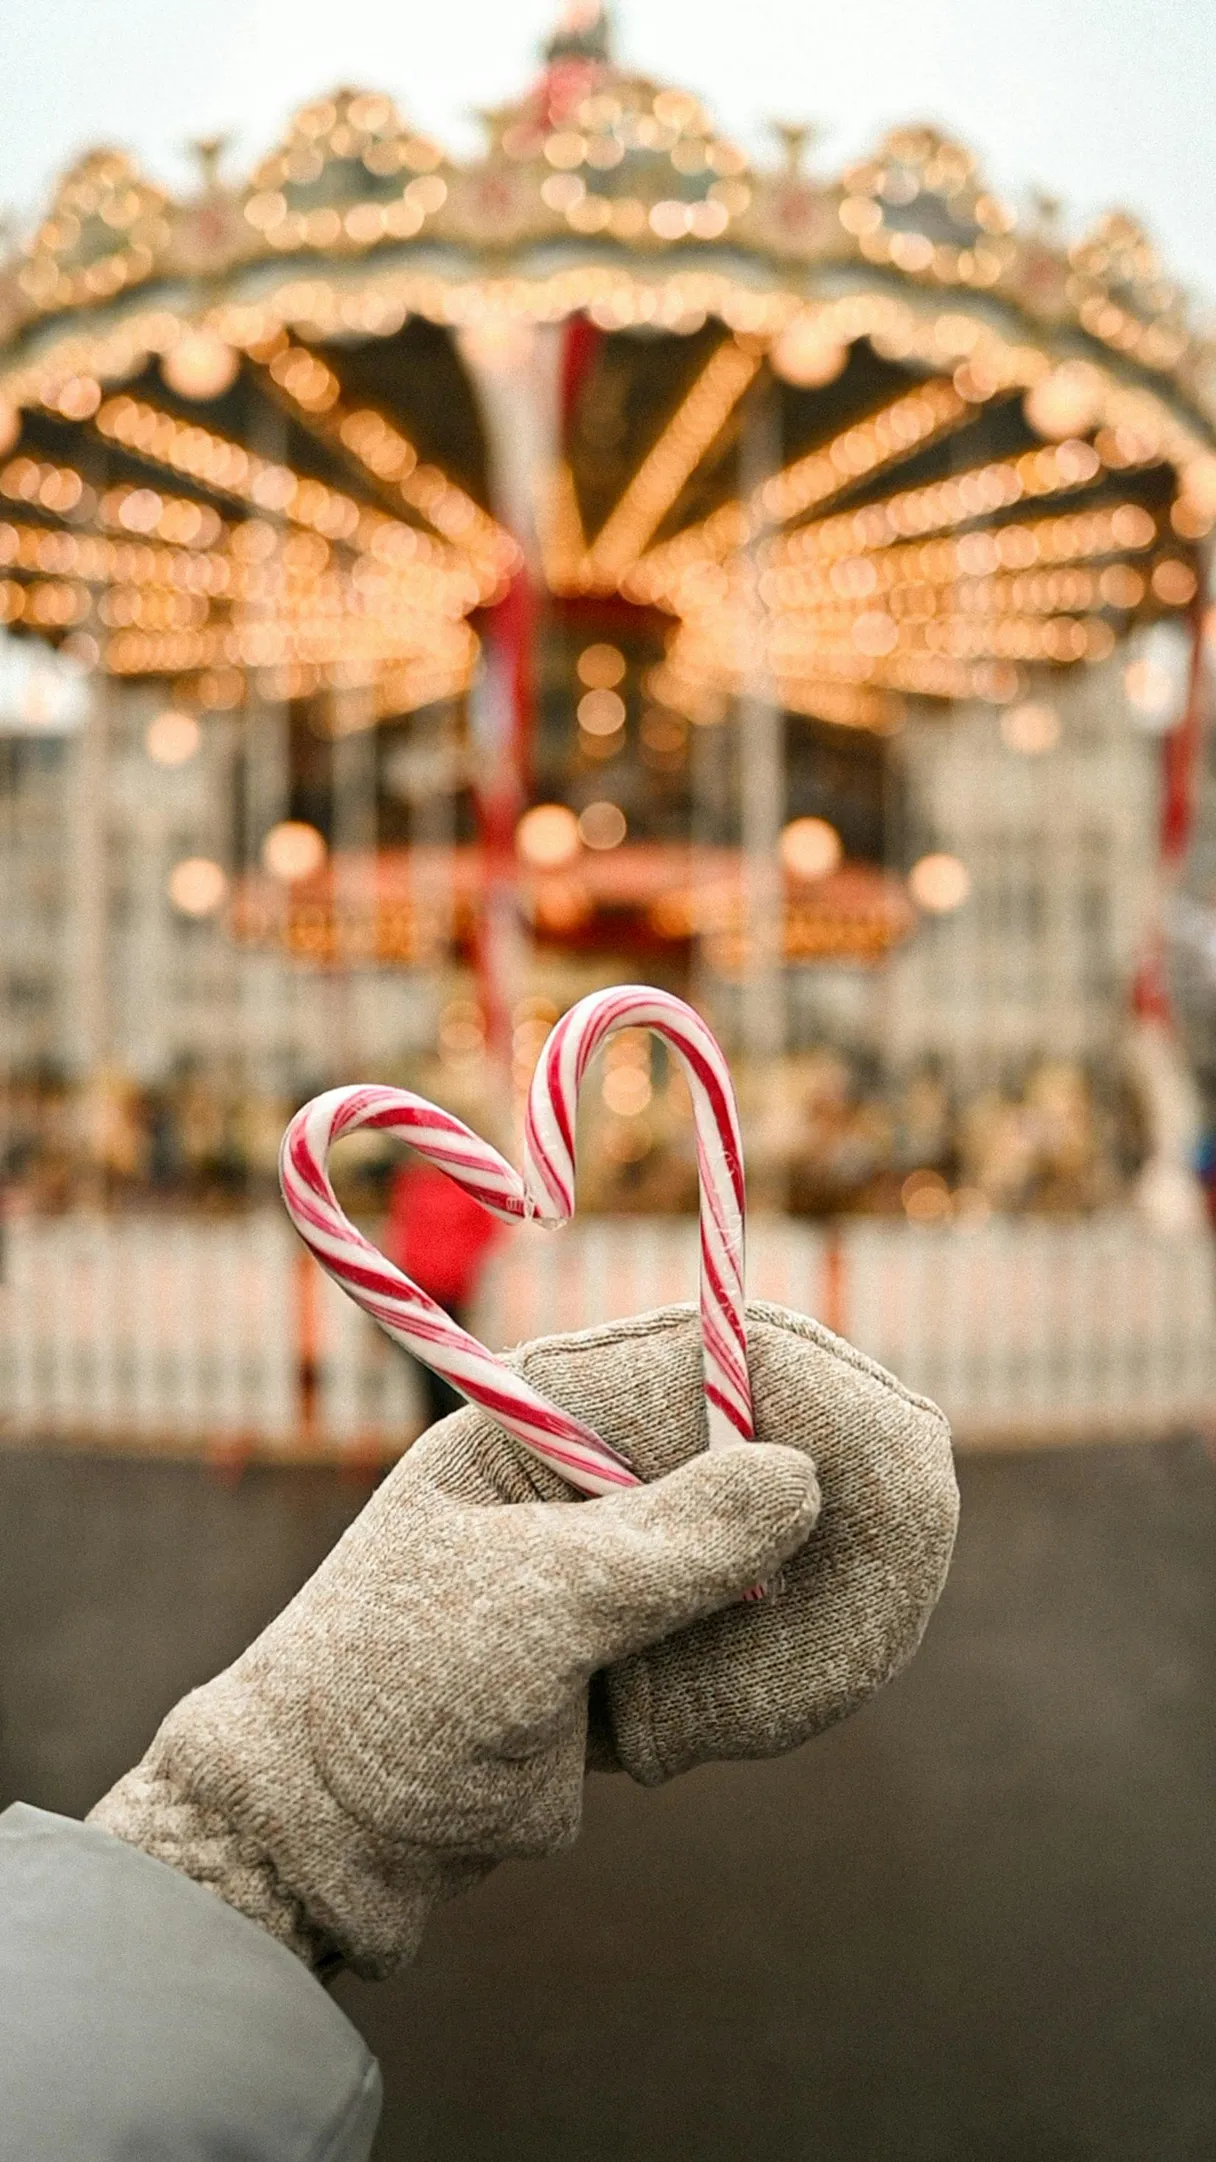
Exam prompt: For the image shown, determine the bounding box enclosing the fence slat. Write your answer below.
[2,1211,1215,1457]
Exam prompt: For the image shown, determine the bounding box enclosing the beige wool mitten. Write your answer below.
[90,1393,818,1978]
[91,1300,956,1980]
[502,1301,957,1782]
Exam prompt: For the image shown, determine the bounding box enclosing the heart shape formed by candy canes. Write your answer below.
[279,985,752,1496]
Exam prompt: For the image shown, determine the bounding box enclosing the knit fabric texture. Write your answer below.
[507,1301,957,1782]
[91,1761,339,1973]
[91,1301,955,1979]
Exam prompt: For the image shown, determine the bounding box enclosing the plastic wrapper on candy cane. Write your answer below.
[279,985,754,1498]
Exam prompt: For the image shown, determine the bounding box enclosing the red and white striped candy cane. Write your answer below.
[279,987,752,1492]
[523,986,753,1452]
[279,1084,638,1495]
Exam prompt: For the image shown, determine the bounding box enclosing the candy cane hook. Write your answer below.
[522,986,753,1451]
[279,1083,638,1494]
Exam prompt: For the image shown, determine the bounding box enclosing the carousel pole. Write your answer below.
[65,671,112,1204]
[0,699,9,1229]
[467,573,532,1082]
[243,397,294,1101]
[1126,564,1213,1230]
[202,693,245,1192]
[738,367,787,1209]
[403,698,458,1054]
[240,677,291,1104]
[458,322,562,1094]
[329,684,377,1080]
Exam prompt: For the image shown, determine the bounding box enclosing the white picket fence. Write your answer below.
[1,1209,1215,1457]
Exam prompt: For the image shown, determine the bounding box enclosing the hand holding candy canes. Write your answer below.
[279,985,753,1496]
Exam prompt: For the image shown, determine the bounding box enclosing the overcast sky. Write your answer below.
[2,0,1214,305]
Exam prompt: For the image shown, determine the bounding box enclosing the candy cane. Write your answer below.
[279,1084,638,1495]
[523,987,752,1452]
[278,986,752,1493]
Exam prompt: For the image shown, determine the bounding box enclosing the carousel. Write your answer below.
[0,0,1214,1231]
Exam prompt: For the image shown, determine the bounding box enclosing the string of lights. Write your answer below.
[774,438,1121,566]
[10,378,509,703]
[580,335,761,588]
[247,330,519,593]
[0,519,232,592]
[624,379,972,603]
[660,632,1028,709]
[759,503,1158,601]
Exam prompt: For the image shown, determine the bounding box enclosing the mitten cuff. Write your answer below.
[88,1761,340,1976]
[98,1679,479,1980]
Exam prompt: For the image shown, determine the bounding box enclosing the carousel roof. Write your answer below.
[0,3,1209,727]
[1,8,1208,398]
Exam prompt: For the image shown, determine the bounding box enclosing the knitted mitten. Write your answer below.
[92,1301,956,1977]
[90,1383,819,1976]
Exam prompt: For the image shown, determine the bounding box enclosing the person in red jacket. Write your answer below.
[385,1157,505,1429]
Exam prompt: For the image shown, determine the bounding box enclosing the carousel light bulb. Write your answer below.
[0,397,19,457]
[577,642,626,689]
[262,820,327,881]
[1001,702,1060,755]
[779,817,843,880]
[771,324,848,389]
[146,709,200,765]
[1180,455,1216,519]
[516,803,580,869]
[577,688,626,736]
[578,800,627,850]
[910,853,971,913]
[1024,364,1102,442]
[162,333,240,402]
[1151,559,1198,606]
[168,857,227,916]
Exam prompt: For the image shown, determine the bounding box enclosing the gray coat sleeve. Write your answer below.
[0,1804,382,2161]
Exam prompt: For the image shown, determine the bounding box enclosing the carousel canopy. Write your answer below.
[0,2,1210,731]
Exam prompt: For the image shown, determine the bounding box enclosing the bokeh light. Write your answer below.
[1123,658,1177,723]
[1001,702,1060,755]
[1024,363,1102,441]
[262,820,327,881]
[602,1066,653,1116]
[771,324,848,388]
[161,333,240,401]
[910,853,971,912]
[1151,560,1197,606]
[146,709,200,766]
[779,816,843,881]
[168,856,227,916]
[578,800,627,850]
[577,688,626,736]
[577,642,626,690]
[516,802,580,869]
[438,999,485,1059]
[902,1169,952,1222]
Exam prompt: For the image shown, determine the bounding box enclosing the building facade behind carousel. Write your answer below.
[2,6,1215,1448]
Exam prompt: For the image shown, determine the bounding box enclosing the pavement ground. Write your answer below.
[0,1435,1213,2161]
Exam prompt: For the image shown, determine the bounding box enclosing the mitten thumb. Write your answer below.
[542,1442,821,1675]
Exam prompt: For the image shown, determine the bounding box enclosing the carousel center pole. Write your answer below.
[739,371,788,1209]
[459,323,564,1099]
